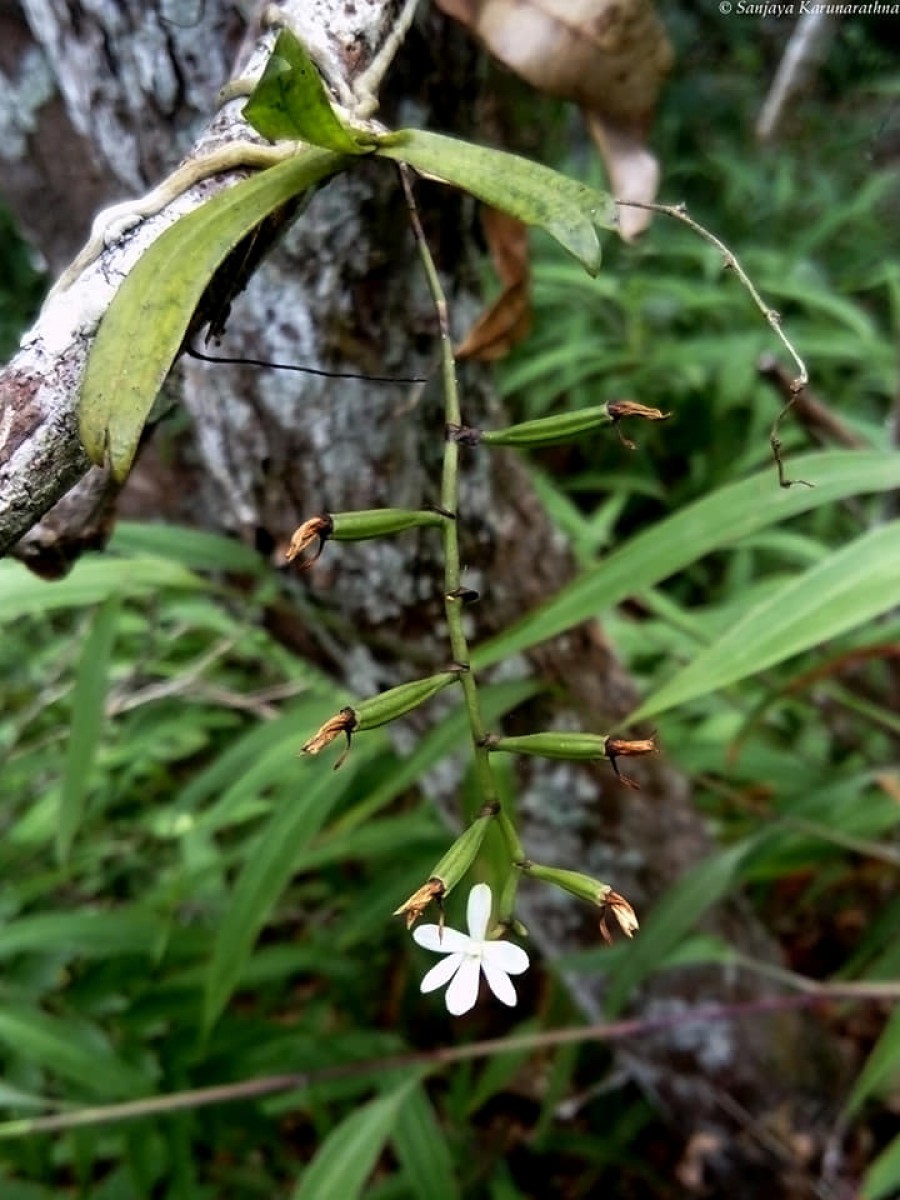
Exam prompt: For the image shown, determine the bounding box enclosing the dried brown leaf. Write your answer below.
[436,0,671,123]
[435,0,673,239]
[586,115,660,241]
[456,207,533,361]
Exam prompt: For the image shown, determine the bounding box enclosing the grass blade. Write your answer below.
[0,1008,149,1099]
[292,1079,418,1200]
[0,555,201,624]
[605,842,753,1014]
[57,595,120,862]
[630,519,900,721]
[862,1132,900,1200]
[0,909,166,962]
[202,761,362,1033]
[844,1003,900,1119]
[392,1083,461,1200]
[474,451,900,671]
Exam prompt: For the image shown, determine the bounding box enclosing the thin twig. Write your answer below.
[105,636,239,716]
[617,198,812,487]
[757,353,866,450]
[0,987,890,1139]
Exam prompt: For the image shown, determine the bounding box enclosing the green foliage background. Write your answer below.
[1,11,898,1199]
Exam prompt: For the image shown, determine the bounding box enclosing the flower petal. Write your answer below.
[413,925,472,954]
[444,956,481,1015]
[466,883,492,941]
[483,940,529,975]
[420,953,463,994]
[481,959,518,1007]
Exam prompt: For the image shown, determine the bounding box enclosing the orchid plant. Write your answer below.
[74,8,813,1019]
[242,34,656,1009]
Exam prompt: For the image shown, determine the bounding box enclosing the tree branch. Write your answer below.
[0,0,408,558]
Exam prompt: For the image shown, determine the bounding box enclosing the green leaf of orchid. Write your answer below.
[377,129,616,275]
[243,29,375,153]
[79,147,346,481]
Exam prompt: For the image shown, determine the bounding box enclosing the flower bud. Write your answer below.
[353,668,462,732]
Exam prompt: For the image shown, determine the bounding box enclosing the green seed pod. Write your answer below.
[486,731,608,761]
[431,809,496,892]
[330,508,449,541]
[480,406,613,448]
[522,863,611,906]
[394,808,497,926]
[352,669,462,732]
[522,863,639,939]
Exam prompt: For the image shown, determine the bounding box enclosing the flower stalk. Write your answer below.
[399,165,519,871]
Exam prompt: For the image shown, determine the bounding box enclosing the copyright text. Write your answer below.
[719,2,900,13]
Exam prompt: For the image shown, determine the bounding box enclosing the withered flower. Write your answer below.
[606,400,671,450]
[606,734,658,789]
[393,877,445,930]
[598,889,639,945]
[300,706,356,769]
[284,514,333,568]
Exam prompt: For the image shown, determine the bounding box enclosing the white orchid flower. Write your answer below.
[413,883,529,1015]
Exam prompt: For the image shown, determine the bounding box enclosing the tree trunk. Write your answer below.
[0,2,840,1190]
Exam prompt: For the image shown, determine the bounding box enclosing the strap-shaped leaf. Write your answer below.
[57,594,120,864]
[474,451,900,670]
[293,1080,419,1200]
[202,757,359,1033]
[377,129,616,275]
[629,517,900,722]
[79,147,347,481]
[243,29,374,153]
